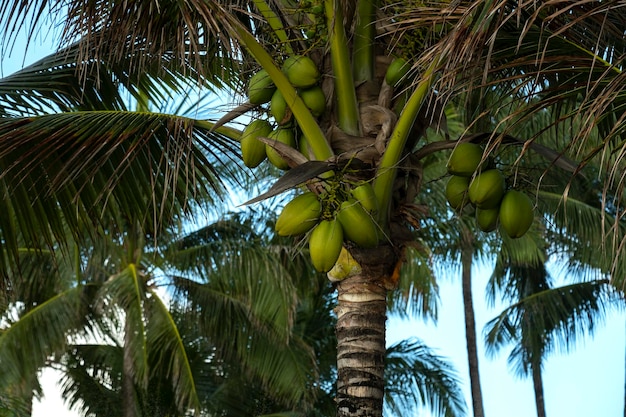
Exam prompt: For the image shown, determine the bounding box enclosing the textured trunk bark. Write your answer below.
[461,230,485,417]
[335,246,397,417]
[532,362,547,417]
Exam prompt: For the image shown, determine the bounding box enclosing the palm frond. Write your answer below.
[59,344,125,417]
[0,111,241,264]
[167,217,299,343]
[165,217,323,409]
[98,264,149,388]
[384,338,466,417]
[0,43,128,115]
[388,246,440,321]
[0,285,94,391]
[486,228,548,305]
[144,288,201,413]
[484,279,619,376]
[1,0,244,90]
[169,272,316,407]
[538,190,626,284]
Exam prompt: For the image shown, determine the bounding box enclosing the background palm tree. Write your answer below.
[485,232,619,417]
[4,211,464,417]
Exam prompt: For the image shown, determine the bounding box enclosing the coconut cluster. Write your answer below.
[445,142,534,238]
[240,55,325,170]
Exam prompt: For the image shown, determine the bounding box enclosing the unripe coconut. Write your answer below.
[445,175,471,211]
[270,89,290,125]
[276,192,322,236]
[298,134,313,159]
[299,85,326,117]
[309,219,344,272]
[266,127,296,170]
[283,55,320,88]
[336,199,378,248]
[468,169,506,209]
[499,190,534,238]
[385,57,410,87]
[447,142,484,176]
[247,69,276,104]
[240,119,272,168]
[351,182,378,213]
[475,207,499,232]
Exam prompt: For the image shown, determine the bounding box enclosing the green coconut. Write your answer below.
[266,127,296,170]
[240,119,272,168]
[283,55,320,88]
[447,142,484,177]
[247,69,276,104]
[270,89,290,125]
[499,190,534,238]
[476,207,499,232]
[299,85,326,117]
[468,169,506,209]
[445,175,471,211]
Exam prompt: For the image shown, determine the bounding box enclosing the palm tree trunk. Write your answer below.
[461,229,485,417]
[335,247,396,417]
[532,361,547,417]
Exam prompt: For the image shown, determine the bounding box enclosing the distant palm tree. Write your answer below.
[485,231,619,417]
[0,213,315,416]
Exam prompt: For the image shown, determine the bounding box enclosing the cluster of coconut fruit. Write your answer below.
[445,142,534,239]
[239,55,384,274]
[275,180,380,273]
[239,55,325,170]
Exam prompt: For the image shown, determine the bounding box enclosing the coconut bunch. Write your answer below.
[230,2,438,275]
[445,143,534,239]
[241,55,325,170]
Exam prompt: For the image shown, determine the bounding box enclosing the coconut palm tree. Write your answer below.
[3,2,626,416]
[0,27,467,417]
[484,231,620,417]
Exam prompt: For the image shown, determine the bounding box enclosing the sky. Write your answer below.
[386,267,625,417]
[3,17,626,417]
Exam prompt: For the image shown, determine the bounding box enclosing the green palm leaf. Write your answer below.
[385,338,466,417]
[144,288,201,412]
[0,111,240,261]
[1,44,203,116]
[0,285,94,391]
[1,0,242,90]
[59,344,125,417]
[484,279,618,376]
[164,215,326,409]
[99,264,150,388]
[538,190,626,283]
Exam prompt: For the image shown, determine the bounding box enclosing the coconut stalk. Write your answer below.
[352,0,376,84]
[230,18,333,161]
[373,57,441,226]
[325,0,361,136]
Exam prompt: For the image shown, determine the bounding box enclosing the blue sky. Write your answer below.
[3,17,625,417]
[387,266,625,417]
